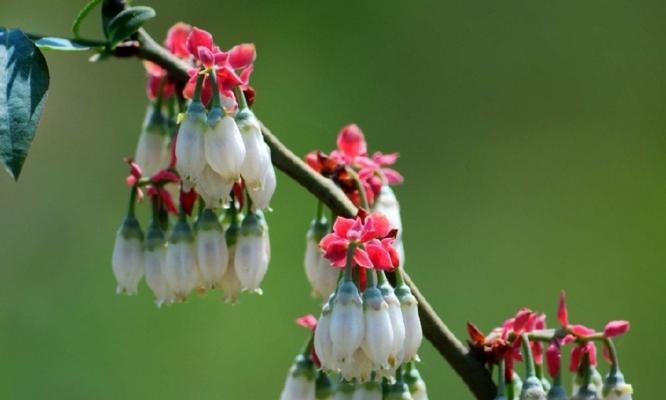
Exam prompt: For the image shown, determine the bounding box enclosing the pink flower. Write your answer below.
[557,290,568,326]
[319,212,399,270]
[604,320,630,337]
[569,341,597,372]
[296,314,317,332]
[336,124,367,160]
[165,22,192,59]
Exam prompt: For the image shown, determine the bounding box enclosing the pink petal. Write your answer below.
[216,67,243,91]
[372,151,399,166]
[532,341,544,365]
[213,50,229,66]
[365,240,393,270]
[197,46,215,68]
[604,320,630,337]
[381,238,400,268]
[336,124,367,158]
[179,188,198,216]
[305,151,321,171]
[557,291,569,327]
[360,212,391,241]
[382,168,404,184]
[239,65,254,86]
[323,240,348,268]
[296,315,317,331]
[150,170,180,184]
[228,43,256,69]
[512,308,533,333]
[602,343,612,364]
[186,27,213,57]
[332,217,356,238]
[587,342,598,366]
[570,324,596,337]
[546,342,561,377]
[165,22,191,58]
[569,345,583,372]
[160,189,178,214]
[319,233,341,251]
[353,248,373,268]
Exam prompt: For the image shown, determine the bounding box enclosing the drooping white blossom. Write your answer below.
[520,376,547,400]
[395,282,422,362]
[164,218,199,301]
[279,355,316,400]
[143,222,173,306]
[197,165,233,208]
[249,148,276,210]
[378,278,406,366]
[237,110,271,190]
[304,216,338,299]
[329,280,364,368]
[195,208,228,289]
[175,102,207,185]
[112,216,144,295]
[234,211,270,294]
[134,105,169,177]
[205,111,245,182]
[361,285,394,370]
[315,297,336,372]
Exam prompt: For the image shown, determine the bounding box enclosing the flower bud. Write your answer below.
[164,218,199,301]
[385,380,411,400]
[205,110,245,182]
[315,296,336,372]
[197,166,233,208]
[196,208,228,289]
[378,279,406,366]
[316,370,334,400]
[144,222,174,306]
[134,105,169,177]
[237,110,271,190]
[112,215,144,295]
[404,363,428,400]
[395,283,422,362]
[573,368,603,398]
[520,376,547,400]
[362,285,395,370]
[352,381,382,400]
[249,152,276,211]
[330,280,364,368]
[572,385,601,400]
[602,371,633,400]
[305,217,338,299]
[234,211,270,294]
[279,354,316,400]
[220,214,242,303]
[333,379,355,400]
[175,102,207,185]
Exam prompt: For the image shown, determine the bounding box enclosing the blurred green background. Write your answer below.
[1,0,664,398]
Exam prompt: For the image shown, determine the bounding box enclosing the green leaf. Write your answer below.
[0,28,50,180]
[71,0,103,39]
[34,37,105,51]
[106,6,156,48]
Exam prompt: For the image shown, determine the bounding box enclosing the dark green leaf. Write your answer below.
[71,0,103,39]
[34,37,105,51]
[106,6,155,48]
[0,28,50,180]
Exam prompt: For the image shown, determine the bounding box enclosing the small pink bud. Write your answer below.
[604,320,630,337]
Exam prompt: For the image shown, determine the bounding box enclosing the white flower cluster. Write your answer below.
[314,274,423,384]
[304,216,340,300]
[134,104,170,178]
[112,207,270,306]
[176,99,275,210]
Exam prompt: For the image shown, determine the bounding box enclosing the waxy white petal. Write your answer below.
[205,115,245,181]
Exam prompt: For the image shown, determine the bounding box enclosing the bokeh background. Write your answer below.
[1,1,664,398]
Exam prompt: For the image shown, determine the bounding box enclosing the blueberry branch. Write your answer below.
[101,1,496,398]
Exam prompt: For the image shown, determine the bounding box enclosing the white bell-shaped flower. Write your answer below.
[234,211,270,294]
[378,278,406,366]
[175,102,207,185]
[330,280,364,367]
[304,216,339,299]
[112,215,144,295]
[362,285,395,370]
[395,282,422,362]
[602,371,633,400]
[333,380,356,400]
[164,218,199,301]
[315,297,336,372]
[547,383,568,400]
[219,211,242,303]
[249,153,276,211]
[134,105,169,177]
[144,222,174,306]
[205,108,246,182]
[197,166,233,208]
[373,185,405,264]
[279,355,316,400]
[237,110,271,190]
[573,368,603,398]
[195,208,228,289]
[520,376,547,400]
[404,363,428,400]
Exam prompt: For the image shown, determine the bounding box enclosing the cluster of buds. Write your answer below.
[112,23,272,306]
[312,212,423,386]
[467,293,632,400]
[280,315,428,400]
[304,125,405,300]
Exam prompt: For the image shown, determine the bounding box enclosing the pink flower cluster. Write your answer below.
[144,23,256,107]
[306,124,402,207]
[319,212,400,271]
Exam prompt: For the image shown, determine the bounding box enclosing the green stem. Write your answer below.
[127,185,138,217]
[343,245,355,282]
[233,86,248,110]
[496,359,506,398]
[367,268,377,287]
[604,337,620,374]
[316,200,324,220]
[301,333,315,357]
[520,333,536,378]
[192,70,205,103]
[208,69,221,109]
[377,270,388,285]
[394,266,405,286]
[347,167,370,210]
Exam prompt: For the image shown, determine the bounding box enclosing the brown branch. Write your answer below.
[102,2,496,397]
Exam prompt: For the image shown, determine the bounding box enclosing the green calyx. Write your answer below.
[146,104,168,134]
[169,218,194,244]
[602,370,626,397]
[207,106,223,126]
[315,370,333,399]
[307,216,330,242]
[239,211,266,237]
[197,208,223,232]
[336,379,356,394]
[290,354,316,381]
[225,217,241,247]
[335,280,362,306]
[144,222,166,251]
[362,286,384,311]
[386,381,411,400]
[118,215,143,241]
[394,282,414,301]
[546,383,568,400]
[403,362,423,387]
